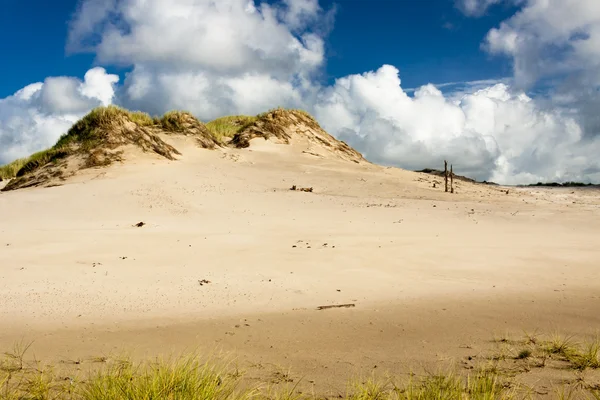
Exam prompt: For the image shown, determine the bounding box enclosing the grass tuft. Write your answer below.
[544,334,577,357]
[81,355,250,400]
[0,158,26,180]
[0,147,70,180]
[157,110,196,132]
[55,105,139,149]
[516,349,532,360]
[0,106,171,183]
[206,115,257,142]
[567,338,600,371]
[128,110,155,127]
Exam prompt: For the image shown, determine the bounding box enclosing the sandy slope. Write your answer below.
[1,137,599,395]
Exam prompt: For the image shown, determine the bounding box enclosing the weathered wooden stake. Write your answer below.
[444,160,448,192]
[450,164,454,194]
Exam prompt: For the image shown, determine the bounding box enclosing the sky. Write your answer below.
[1,0,600,184]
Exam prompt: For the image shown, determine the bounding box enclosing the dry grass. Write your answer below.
[206,115,257,143]
[1,106,190,190]
[0,147,71,181]
[256,107,315,122]
[80,356,251,400]
[4,338,600,399]
[0,345,520,400]
[55,105,153,149]
[156,110,194,132]
[568,338,600,371]
[0,106,155,181]
[345,370,512,400]
[0,106,331,183]
[230,108,322,149]
[0,106,159,181]
[0,158,27,180]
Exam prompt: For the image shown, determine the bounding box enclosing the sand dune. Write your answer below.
[1,126,600,396]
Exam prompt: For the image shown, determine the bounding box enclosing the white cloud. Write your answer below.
[484,0,600,88]
[0,68,118,165]
[315,65,600,184]
[455,0,505,16]
[477,0,600,179]
[67,0,327,120]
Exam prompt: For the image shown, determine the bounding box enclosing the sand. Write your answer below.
[1,136,599,396]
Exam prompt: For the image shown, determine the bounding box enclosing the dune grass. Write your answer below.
[0,345,517,400]
[80,356,250,400]
[4,335,600,399]
[54,105,154,149]
[0,158,26,180]
[0,147,70,180]
[256,107,316,121]
[398,370,510,400]
[206,115,257,142]
[0,106,321,180]
[0,106,160,180]
[568,338,600,371]
[156,110,196,132]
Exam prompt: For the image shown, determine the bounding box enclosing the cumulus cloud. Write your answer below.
[0,68,118,164]
[484,0,600,88]
[478,0,600,178]
[67,0,328,120]
[315,65,600,184]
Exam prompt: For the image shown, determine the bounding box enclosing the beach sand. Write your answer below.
[1,137,599,396]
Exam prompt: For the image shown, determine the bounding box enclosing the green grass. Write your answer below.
[544,334,578,357]
[0,158,27,180]
[55,105,142,149]
[567,338,600,371]
[256,107,315,121]
[0,106,158,180]
[1,347,520,400]
[206,115,257,142]
[0,147,71,180]
[516,349,532,360]
[128,110,155,127]
[157,110,196,132]
[1,350,253,400]
[80,356,250,400]
[0,106,322,181]
[5,342,600,400]
[397,370,511,400]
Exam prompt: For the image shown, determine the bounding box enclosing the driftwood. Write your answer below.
[444,160,448,193]
[290,185,313,192]
[316,303,355,310]
[450,165,454,194]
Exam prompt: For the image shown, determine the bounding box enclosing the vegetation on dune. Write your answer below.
[206,108,319,145]
[0,147,71,181]
[256,107,316,122]
[0,107,156,181]
[0,158,27,180]
[0,346,514,400]
[230,107,324,149]
[4,333,600,399]
[0,106,325,182]
[527,181,597,187]
[0,106,188,184]
[54,105,156,149]
[206,115,258,142]
[156,110,197,133]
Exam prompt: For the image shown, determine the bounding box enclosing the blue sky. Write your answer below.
[0,0,517,98]
[2,0,600,184]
